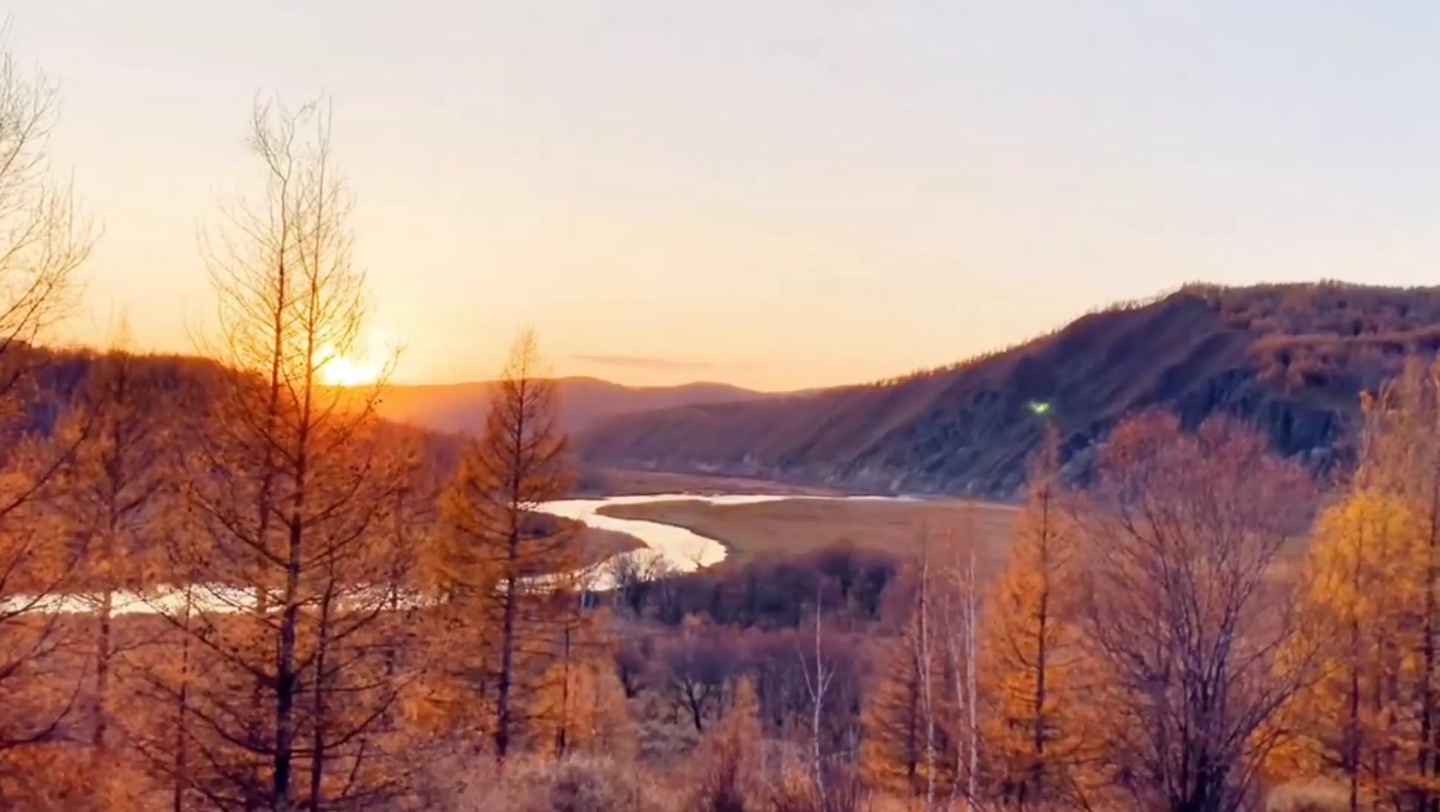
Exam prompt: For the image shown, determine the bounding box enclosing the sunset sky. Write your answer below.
[14,1,1440,389]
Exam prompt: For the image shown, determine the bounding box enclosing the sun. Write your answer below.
[317,330,396,387]
[321,354,384,387]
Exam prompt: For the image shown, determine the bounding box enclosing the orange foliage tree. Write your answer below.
[1273,489,1419,812]
[980,429,1089,809]
[437,329,582,760]
[1276,360,1440,812]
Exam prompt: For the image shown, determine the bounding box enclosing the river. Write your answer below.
[3,493,836,615]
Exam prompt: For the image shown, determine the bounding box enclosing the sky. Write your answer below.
[10,1,1440,389]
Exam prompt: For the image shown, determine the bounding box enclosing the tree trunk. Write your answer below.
[93,501,119,808]
[1030,531,1050,809]
[274,517,305,812]
[309,575,336,812]
[1423,485,1439,812]
[556,621,572,758]
[496,566,518,760]
[173,585,194,812]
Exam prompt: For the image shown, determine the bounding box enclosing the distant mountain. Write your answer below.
[375,376,765,436]
[576,283,1440,497]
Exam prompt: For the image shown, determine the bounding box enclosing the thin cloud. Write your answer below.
[571,354,721,373]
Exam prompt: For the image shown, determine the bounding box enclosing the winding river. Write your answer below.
[4,493,824,615]
[541,493,795,589]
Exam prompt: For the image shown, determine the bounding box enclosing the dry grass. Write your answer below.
[597,497,1018,563]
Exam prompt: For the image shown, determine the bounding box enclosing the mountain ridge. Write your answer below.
[575,282,1440,497]
[374,376,768,436]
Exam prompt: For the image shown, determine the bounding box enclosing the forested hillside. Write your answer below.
[578,283,1440,496]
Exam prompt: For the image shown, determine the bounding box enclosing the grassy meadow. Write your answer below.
[597,496,1018,565]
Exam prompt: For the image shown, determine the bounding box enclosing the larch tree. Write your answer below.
[981,429,1086,809]
[0,33,95,808]
[1076,412,1317,812]
[150,97,419,812]
[1305,360,1440,812]
[61,338,181,812]
[1273,488,1420,812]
[437,329,579,760]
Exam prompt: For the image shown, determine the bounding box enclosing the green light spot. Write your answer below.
[1028,401,1051,416]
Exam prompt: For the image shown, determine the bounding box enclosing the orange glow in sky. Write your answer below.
[24,2,1440,390]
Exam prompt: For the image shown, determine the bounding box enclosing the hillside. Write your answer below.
[576,283,1440,497]
[374,377,763,435]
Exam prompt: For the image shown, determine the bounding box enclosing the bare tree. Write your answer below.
[940,530,980,812]
[659,619,734,733]
[0,36,93,368]
[1076,413,1318,812]
[801,580,835,803]
[607,551,674,617]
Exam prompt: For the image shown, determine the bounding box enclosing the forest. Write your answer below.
[0,46,1438,812]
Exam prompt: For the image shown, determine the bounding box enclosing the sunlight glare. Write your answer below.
[318,329,397,387]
